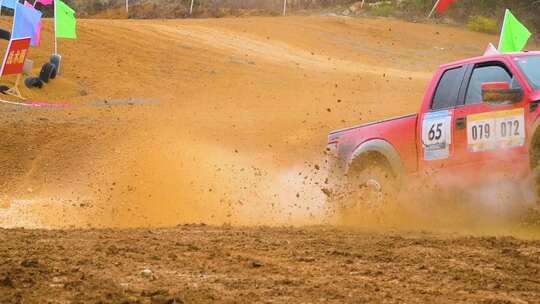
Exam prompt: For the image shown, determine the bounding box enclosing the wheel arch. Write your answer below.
[347,139,404,179]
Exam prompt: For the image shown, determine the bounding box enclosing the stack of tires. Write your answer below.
[25,54,61,89]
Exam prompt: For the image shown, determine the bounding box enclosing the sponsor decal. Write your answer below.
[467,108,525,152]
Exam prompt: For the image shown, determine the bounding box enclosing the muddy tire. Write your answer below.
[333,164,398,225]
[0,29,11,41]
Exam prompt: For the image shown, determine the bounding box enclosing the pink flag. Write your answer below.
[36,0,53,5]
[24,1,43,46]
[24,0,43,46]
[35,21,42,46]
[22,1,43,46]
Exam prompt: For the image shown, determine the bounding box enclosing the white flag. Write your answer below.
[484,43,500,56]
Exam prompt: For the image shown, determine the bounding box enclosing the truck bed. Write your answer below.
[328,113,419,174]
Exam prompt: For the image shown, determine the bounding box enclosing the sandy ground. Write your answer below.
[0,15,539,302]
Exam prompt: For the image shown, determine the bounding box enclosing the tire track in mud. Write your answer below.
[1,225,540,303]
[146,24,430,80]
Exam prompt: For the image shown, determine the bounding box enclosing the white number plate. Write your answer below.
[467,108,525,152]
[422,110,452,160]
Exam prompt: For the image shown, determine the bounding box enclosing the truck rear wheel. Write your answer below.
[335,162,399,225]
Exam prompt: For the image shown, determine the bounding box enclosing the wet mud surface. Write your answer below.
[2,225,540,303]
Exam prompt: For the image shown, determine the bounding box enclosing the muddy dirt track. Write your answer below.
[0,15,540,302]
[1,225,540,303]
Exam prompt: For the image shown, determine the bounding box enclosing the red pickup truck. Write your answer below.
[327,51,540,210]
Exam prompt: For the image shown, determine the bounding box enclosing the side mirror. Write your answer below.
[482,82,523,105]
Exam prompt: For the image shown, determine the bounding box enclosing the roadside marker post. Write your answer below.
[189,0,194,16]
[498,9,509,51]
[427,0,441,19]
[54,0,57,54]
[282,0,287,16]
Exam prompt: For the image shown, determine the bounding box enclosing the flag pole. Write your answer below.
[427,0,441,19]
[54,0,57,54]
[10,1,16,35]
[189,0,194,16]
[282,0,287,16]
[125,0,128,16]
[498,9,509,51]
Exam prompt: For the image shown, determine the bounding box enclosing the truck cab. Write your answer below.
[327,52,540,208]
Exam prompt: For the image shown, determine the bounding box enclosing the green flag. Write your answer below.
[55,0,76,39]
[498,9,531,53]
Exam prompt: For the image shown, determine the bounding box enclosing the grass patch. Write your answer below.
[370,3,395,17]
[467,15,498,34]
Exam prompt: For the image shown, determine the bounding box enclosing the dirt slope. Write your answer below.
[0,15,507,228]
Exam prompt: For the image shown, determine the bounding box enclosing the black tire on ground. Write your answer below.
[24,77,35,88]
[50,65,57,79]
[39,63,56,83]
[35,78,44,88]
[0,29,11,41]
[50,54,61,77]
[24,77,43,89]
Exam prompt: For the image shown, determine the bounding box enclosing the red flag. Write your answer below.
[436,0,455,13]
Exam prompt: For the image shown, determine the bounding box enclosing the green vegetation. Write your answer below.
[398,0,433,12]
[370,3,395,17]
[467,15,498,34]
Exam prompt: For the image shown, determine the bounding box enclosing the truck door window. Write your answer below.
[465,64,519,105]
[431,66,465,110]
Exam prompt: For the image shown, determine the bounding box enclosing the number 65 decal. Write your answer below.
[428,123,443,141]
[422,110,452,160]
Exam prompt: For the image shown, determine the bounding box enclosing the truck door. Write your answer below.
[452,60,529,184]
[417,65,467,185]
